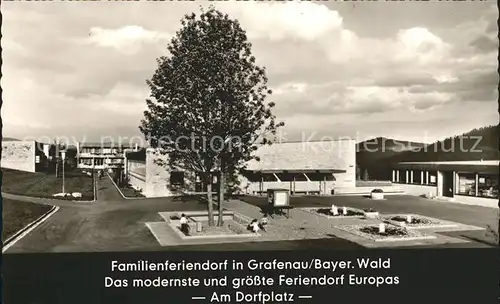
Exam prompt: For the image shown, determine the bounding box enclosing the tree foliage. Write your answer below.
[140,7,284,225]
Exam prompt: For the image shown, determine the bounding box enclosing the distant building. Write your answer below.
[392,160,498,208]
[1,140,51,172]
[76,142,140,172]
[124,140,357,198]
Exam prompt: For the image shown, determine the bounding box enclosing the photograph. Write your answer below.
[2,1,498,255]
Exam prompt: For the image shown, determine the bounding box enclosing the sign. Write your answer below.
[274,192,288,207]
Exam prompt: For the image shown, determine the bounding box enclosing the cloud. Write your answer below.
[470,35,499,53]
[81,26,171,54]
[1,2,497,142]
[219,2,345,41]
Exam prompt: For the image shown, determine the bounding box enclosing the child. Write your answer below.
[259,216,268,231]
[180,214,190,235]
[248,219,260,233]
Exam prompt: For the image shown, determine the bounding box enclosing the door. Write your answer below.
[442,171,454,197]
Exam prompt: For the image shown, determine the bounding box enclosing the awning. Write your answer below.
[393,163,498,174]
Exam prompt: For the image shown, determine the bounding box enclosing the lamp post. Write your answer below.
[61,150,67,195]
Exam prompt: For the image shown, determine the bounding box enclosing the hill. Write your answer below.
[356,125,499,180]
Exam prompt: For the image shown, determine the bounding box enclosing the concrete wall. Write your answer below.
[1,141,37,172]
[398,184,438,197]
[127,160,146,191]
[244,140,356,193]
[451,195,498,208]
[143,149,196,197]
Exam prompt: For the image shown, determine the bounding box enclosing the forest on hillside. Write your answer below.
[357,125,499,180]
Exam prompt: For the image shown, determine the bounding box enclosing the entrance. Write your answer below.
[442,171,454,197]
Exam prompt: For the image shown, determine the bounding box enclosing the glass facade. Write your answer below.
[170,171,185,186]
[478,174,498,199]
[412,170,422,184]
[428,171,437,185]
[457,173,476,196]
[398,169,406,183]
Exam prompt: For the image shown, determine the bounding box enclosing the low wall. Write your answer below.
[397,184,438,197]
[1,141,37,172]
[335,185,404,195]
[451,195,498,208]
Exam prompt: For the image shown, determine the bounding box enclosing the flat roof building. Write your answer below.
[124,140,357,198]
[76,142,140,171]
[392,160,498,208]
[1,140,51,172]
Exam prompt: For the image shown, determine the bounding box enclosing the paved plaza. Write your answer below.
[3,176,497,253]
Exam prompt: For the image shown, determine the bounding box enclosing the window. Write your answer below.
[428,171,437,185]
[170,171,185,186]
[478,174,498,199]
[457,173,476,196]
[398,169,407,183]
[412,170,422,184]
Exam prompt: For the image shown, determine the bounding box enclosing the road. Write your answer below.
[3,179,497,253]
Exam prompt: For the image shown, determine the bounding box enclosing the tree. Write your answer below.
[140,6,283,227]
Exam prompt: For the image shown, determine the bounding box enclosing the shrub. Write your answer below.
[371,188,384,193]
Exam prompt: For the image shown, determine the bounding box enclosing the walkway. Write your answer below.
[3,176,208,253]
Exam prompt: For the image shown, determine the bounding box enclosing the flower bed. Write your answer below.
[336,224,436,242]
[300,207,365,219]
[182,220,243,236]
[382,214,458,229]
[316,208,364,217]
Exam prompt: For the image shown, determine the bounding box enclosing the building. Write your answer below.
[392,160,499,208]
[124,140,357,198]
[76,142,139,172]
[241,140,356,195]
[1,140,51,172]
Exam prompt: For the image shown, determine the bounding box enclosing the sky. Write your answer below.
[2,1,498,145]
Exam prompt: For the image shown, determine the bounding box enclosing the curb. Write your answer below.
[2,205,60,253]
[107,172,148,200]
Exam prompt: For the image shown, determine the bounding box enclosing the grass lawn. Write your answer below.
[2,199,53,242]
[2,168,94,200]
[119,184,145,198]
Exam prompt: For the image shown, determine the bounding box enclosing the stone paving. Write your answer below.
[145,198,489,248]
[222,199,487,248]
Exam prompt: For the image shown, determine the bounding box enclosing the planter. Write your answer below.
[364,211,379,219]
[371,192,384,200]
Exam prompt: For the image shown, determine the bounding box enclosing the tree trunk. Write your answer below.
[217,168,225,227]
[206,173,215,226]
[55,160,59,178]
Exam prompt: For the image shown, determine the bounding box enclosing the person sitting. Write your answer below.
[259,216,268,231]
[179,214,190,235]
[248,219,260,233]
